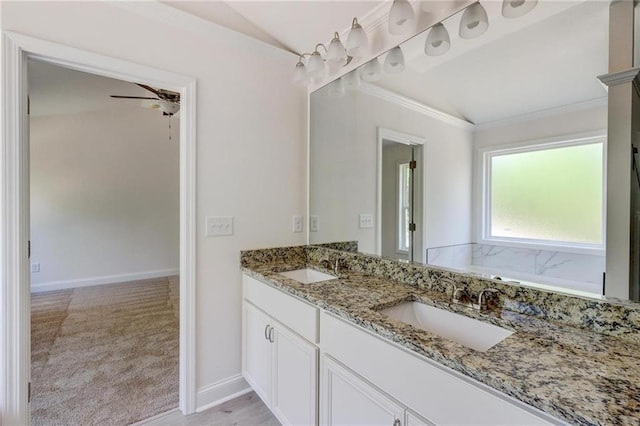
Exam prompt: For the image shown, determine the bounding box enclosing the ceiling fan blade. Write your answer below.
[136,83,163,97]
[110,95,160,100]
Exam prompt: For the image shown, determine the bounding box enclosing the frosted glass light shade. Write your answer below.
[389,0,416,35]
[327,78,346,98]
[306,51,326,81]
[360,58,382,82]
[424,23,450,56]
[346,18,369,60]
[459,2,489,39]
[383,46,405,73]
[342,70,360,90]
[502,0,538,18]
[326,33,348,68]
[293,61,308,86]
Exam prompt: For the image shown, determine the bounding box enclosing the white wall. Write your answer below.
[1,0,306,404]
[30,107,179,291]
[310,87,473,256]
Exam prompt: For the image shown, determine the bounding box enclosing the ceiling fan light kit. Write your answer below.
[110,83,180,116]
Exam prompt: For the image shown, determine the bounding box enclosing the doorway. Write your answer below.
[377,128,425,263]
[28,59,181,423]
[1,32,197,424]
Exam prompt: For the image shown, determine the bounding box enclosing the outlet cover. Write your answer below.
[310,215,320,232]
[206,216,233,237]
[359,214,374,229]
[31,263,40,273]
[292,215,303,233]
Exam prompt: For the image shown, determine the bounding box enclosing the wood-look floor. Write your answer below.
[139,391,280,426]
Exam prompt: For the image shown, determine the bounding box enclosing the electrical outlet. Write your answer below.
[310,215,320,232]
[292,215,303,233]
[359,214,374,229]
[206,216,233,237]
[31,263,40,273]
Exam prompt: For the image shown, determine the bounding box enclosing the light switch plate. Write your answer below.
[206,216,233,237]
[359,214,374,229]
[293,215,303,233]
[310,215,319,232]
[31,263,40,273]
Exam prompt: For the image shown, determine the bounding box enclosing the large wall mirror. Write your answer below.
[309,0,620,299]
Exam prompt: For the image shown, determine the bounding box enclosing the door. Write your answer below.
[380,140,422,263]
[242,302,272,405]
[271,322,318,425]
[321,355,404,426]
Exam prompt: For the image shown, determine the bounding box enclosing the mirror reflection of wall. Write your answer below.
[309,1,610,297]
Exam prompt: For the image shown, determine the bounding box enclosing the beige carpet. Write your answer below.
[31,276,179,425]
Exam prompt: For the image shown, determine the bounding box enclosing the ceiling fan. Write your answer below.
[110,83,180,116]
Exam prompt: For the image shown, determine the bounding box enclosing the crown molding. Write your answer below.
[358,82,474,130]
[597,67,640,87]
[106,1,298,64]
[474,96,609,132]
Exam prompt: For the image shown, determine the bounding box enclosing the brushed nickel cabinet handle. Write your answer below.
[393,419,401,426]
[264,324,270,341]
[268,326,275,343]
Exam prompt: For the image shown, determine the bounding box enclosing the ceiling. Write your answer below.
[28,1,609,126]
[28,60,159,116]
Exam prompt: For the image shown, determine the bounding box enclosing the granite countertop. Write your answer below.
[242,260,640,426]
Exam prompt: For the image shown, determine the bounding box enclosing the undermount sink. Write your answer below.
[380,302,513,352]
[278,268,337,284]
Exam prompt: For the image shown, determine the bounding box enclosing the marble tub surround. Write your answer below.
[427,243,605,294]
[242,249,640,425]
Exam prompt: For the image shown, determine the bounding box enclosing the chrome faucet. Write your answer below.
[320,259,333,271]
[319,258,344,275]
[451,285,474,308]
[476,288,500,311]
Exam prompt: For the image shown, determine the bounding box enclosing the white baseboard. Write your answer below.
[30,268,180,293]
[196,374,251,413]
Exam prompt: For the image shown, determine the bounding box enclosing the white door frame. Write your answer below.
[376,127,426,261]
[1,31,197,424]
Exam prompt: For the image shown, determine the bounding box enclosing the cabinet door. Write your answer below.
[321,355,404,426]
[271,323,318,426]
[242,302,272,405]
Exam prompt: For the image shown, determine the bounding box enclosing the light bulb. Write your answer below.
[389,0,416,35]
[501,0,538,18]
[424,23,450,56]
[360,58,382,82]
[327,78,346,98]
[383,46,404,73]
[346,18,369,60]
[293,61,308,86]
[459,2,489,39]
[342,70,361,90]
[326,32,348,68]
[306,50,326,81]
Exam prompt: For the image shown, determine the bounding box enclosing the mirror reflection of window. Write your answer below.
[398,162,411,253]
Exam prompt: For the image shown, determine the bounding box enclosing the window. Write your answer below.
[482,137,605,249]
[398,162,411,253]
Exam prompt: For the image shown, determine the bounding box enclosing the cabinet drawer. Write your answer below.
[243,274,319,343]
[321,311,560,426]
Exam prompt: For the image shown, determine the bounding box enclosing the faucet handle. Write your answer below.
[477,288,501,310]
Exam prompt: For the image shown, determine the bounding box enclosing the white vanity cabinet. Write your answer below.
[242,274,563,426]
[242,275,319,426]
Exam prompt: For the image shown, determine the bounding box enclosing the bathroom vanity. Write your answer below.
[240,245,640,425]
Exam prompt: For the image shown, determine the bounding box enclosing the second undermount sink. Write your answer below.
[380,302,514,352]
[278,268,337,284]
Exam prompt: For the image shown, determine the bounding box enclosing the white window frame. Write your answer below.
[476,131,607,255]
